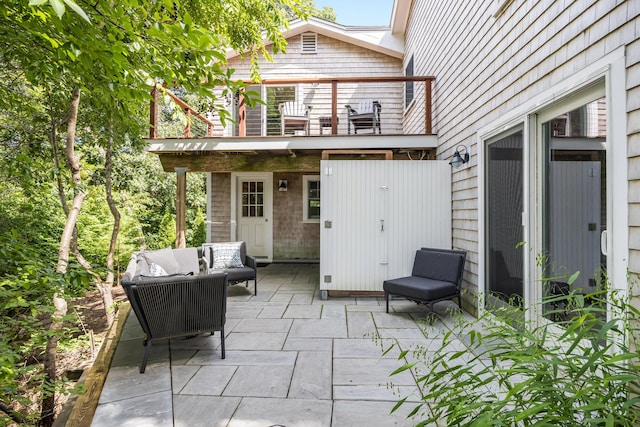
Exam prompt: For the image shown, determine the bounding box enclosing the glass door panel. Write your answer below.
[486,130,524,309]
[541,97,607,321]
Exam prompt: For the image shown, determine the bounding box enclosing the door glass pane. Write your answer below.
[486,130,524,309]
[241,180,265,218]
[542,97,607,322]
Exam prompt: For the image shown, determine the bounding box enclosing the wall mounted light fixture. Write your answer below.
[449,145,470,168]
[279,180,288,191]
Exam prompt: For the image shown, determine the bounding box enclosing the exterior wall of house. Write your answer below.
[209,173,232,242]
[629,36,640,311]
[221,34,405,135]
[404,0,639,312]
[272,172,320,259]
[208,172,320,259]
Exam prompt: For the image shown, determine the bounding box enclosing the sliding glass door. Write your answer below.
[540,95,607,321]
[485,129,524,310]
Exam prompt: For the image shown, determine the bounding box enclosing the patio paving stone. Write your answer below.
[227,397,332,427]
[169,365,199,393]
[92,390,173,427]
[178,365,237,395]
[378,327,429,339]
[347,304,388,312]
[333,384,419,402]
[346,311,378,338]
[332,400,432,426]
[256,303,288,318]
[269,292,294,303]
[282,337,333,351]
[168,349,198,365]
[98,361,171,404]
[224,331,288,350]
[186,350,297,366]
[233,318,293,333]
[288,317,348,338]
[223,365,293,397]
[333,337,400,359]
[283,303,322,318]
[172,396,241,427]
[374,311,423,328]
[288,350,332,399]
[321,304,346,319]
[290,292,314,304]
[333,358,415,386]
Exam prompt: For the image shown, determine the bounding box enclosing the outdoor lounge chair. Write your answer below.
[384,248,466,313]
[279,101,312,135]
[122,249,229,373]
[201,241,258,295]
[122,272,228,373]
[345,100,381,134]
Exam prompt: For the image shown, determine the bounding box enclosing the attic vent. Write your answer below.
[301,32,317,54]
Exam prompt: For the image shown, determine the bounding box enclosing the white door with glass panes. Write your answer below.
[235,173,273,261]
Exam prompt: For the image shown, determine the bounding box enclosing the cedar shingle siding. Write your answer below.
[404,0,640,308]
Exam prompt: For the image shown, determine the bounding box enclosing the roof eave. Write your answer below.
[390,0,413,35]
[227,17,404,60]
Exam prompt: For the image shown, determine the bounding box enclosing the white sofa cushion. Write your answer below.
[142,247,181,275]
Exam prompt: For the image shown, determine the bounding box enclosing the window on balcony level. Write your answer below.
[405,55,414,109]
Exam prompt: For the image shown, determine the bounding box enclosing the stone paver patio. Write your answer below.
[90,263,471,427]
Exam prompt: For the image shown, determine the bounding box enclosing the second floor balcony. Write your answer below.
[149,76,435,141]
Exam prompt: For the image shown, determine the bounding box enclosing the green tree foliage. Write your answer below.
[0,0,307,424]
[189,207,207,247]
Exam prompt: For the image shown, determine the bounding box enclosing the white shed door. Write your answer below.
[320,160,451,293]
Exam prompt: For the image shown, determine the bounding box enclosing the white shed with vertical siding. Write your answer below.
[320,160,451,297]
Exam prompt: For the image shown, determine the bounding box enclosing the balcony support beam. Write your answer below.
[175,167,187,248]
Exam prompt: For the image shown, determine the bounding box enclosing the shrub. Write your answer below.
[389,287,640,426]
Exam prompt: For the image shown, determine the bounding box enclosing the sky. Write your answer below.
[316,0,394,26]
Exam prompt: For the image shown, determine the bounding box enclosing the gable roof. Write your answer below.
[226,16,404,60]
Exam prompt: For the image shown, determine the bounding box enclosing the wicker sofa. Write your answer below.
[122,247,228,373]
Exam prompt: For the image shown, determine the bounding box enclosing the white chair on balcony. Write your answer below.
[279,101,312,136]
[345,100,381,134]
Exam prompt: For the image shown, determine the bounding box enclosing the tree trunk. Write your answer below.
[40,88,83,427]
[51,104,111,321]
[103,131,119,326]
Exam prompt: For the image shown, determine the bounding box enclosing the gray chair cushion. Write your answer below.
[383,276,458,301]
[411,250,464,284]
[209,266,255,283]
